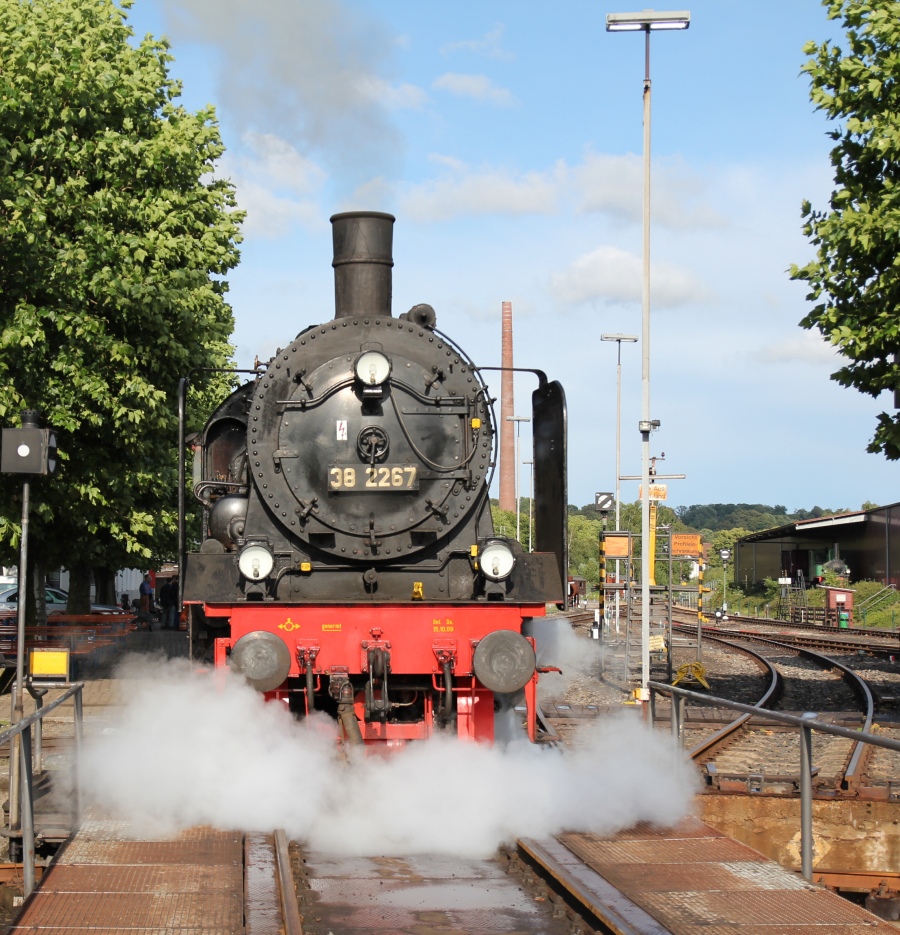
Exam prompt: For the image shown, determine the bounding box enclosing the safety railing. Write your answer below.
[648,679,900,883]
[857,584,897,612]
[1,683,84,898]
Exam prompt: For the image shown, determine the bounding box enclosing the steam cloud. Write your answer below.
[78,653,696,857]
[157,0,405,185]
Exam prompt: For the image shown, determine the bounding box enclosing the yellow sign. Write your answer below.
[433,619,454,633]
[278,619,300,632]
[670,533,702,557]
[639,484,668,500]
[604,534,632,559]
[29,648,69,679]
[648,634,666,652]
[322,623,342,632]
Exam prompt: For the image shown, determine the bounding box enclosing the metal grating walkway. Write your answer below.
[9,814,244,935]
[544,816,895,933]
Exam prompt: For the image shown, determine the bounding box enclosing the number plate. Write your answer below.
[328,464,419,491]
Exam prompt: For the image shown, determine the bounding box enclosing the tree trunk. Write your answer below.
[92,568,116,606]
[67,562,92,614]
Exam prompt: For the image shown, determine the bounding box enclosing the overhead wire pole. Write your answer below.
[602,334,637,631]
[523,460,534,551]
[506,416,530,543]
[606,8,690,702]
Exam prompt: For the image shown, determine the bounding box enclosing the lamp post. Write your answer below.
[606,9,690,702]
[506,416,530,543]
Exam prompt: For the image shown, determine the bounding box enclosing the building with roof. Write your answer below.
[734,502,900,587]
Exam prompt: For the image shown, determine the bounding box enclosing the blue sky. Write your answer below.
[124,0,896,514]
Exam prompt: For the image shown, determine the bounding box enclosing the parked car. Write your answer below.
[0,586,124,615]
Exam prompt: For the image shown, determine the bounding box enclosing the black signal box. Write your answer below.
[1,428,58,475]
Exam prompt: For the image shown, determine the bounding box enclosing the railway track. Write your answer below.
[565,605,900,800]
[670,624,876,796]
[703,613,900,657]
[245,830,304,935]
[286,845,612,935]
[722,612,900,642]
[274,615,652,935]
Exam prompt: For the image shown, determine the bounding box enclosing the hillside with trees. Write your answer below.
[494,499,878,587]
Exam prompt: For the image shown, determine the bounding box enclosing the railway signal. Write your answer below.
[0,409,59,865]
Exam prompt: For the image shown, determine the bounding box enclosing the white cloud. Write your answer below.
[550,245,708,309]
[241,132,326,195]
[429,153,467,172]
[432,73,517,107]
[572,152,726,229]
[757,329,842,366]
[440,23,514,61]
[220,133,327,238]
[400,165,560,221]
[398,152,723,227]
[357,75,430,110]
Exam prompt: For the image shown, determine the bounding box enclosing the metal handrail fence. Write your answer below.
[2,683,84,898]
[648,679,900,883]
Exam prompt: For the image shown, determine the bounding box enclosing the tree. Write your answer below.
[0,0,243,607]
[791,0,900,458]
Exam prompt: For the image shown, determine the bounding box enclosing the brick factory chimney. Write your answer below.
[499,301,515,511]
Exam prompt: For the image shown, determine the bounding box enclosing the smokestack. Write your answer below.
[499,301,515,512]
[330,211,395,319]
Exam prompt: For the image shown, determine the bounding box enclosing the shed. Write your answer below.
[735,502,900,587]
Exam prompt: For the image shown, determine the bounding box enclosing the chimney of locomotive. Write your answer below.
[330,211,395,319]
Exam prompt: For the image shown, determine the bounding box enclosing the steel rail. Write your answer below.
[705,617,899,657]
[517,837,669,935]
[727,613,900,640]
[668,629,783,761]
[676,624,875,791]
[273,829,304,935]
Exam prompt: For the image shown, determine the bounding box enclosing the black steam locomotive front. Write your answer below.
[181,211,567,745]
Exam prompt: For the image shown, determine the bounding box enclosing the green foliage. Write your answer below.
[675,502,856,531]
[790,0,900,458]
[498,498,884,590]
[705,528,753,568]
[0,0,243,576]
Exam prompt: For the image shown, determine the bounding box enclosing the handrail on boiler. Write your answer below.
[648,679,900,884]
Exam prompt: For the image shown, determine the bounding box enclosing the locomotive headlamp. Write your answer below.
[238,544,275,580]
[480,540,515,581]
[355,350,391,387]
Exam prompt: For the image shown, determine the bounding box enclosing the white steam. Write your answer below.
[78,654,696,857]
[529,616,603,703]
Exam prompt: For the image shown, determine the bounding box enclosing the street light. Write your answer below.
[606,10,691,30]
[607,9,690,702]
[506,416,530,543]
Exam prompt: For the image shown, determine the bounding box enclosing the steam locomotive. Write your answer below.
[181,212,567,746]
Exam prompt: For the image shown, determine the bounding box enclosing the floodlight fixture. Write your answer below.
[601,334,639,343]
[606,10,690,31]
